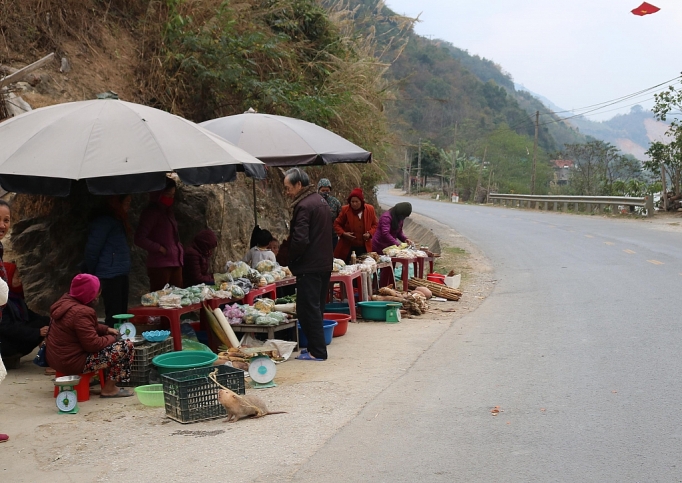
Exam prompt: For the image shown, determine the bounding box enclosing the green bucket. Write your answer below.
[152,351,218,375]
[357,301,402,321]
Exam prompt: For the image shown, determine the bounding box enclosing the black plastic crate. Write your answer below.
[120,338,173,387]
[161,365,245,424]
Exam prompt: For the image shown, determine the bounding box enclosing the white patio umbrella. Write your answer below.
[200,110,372,167]
[201,109,371,224]
[0,99,266,196]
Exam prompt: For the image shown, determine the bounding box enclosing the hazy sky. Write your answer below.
[384,0,682,121]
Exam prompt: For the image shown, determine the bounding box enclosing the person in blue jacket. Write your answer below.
[84,195,132,327]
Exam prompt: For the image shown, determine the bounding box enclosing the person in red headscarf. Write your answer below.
[333,188,378,263]
[135,177,184,291]
[46,274,134,398]
[183,229,218,287]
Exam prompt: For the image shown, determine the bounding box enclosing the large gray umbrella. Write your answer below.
[200,110,372,167]
[0,99,266,196]
[201,110,371,224]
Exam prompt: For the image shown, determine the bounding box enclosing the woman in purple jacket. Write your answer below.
[372,202,414,253]
[135,178,184,291]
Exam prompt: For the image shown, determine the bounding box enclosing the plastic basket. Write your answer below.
[134,384,165,407]
[120,338,173,387]
[162,365,245,424]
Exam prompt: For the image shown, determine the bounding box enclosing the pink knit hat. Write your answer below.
[69,274,101,305]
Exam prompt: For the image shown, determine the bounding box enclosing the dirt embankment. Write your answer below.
[0,212,495,483]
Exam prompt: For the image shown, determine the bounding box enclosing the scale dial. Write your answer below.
[118,322,136,340]
[56,390,78,412]
[248,356,277,384]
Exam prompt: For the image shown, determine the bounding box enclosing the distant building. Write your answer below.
[551,159,574,186]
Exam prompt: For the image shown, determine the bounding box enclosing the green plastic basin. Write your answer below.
[357,301,402,321]
[134,384,165,407]
[152,351,218,375]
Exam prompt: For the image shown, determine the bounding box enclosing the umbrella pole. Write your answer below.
[252,178,257,225]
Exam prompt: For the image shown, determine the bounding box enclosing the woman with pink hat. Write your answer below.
[45,274,134,398]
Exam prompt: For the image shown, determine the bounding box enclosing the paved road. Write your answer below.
[294,191,682,482]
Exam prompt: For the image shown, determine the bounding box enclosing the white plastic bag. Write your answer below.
[0,355,6,385]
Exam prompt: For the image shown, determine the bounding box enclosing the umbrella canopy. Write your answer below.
[0,99,266,196]
[200,111,372,167]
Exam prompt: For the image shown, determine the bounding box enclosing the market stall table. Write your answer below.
[391,257,420,292]
[243,283,277,305]
[417,256,435,278]
[229,320,299,352]
[128,297,235,351]
[329,271,365,322]
[373,261,395,293]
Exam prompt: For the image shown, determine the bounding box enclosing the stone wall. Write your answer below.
[8,165,378,315]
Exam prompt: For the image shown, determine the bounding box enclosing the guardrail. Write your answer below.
[488,194,655,217]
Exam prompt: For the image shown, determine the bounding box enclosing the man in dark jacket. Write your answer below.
[284,168,333,361]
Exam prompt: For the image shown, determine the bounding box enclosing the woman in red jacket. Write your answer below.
[45,274,134,398]
[333,188,378,263]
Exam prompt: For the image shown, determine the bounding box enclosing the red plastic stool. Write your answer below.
[53,370,107,402]
[243,283,277,305]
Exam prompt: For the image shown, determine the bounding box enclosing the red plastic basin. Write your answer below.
[324,312,350,337]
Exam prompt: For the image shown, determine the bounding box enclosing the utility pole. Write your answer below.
[404,148,411,194]
[530,110,539,195]
[451,121,458,199]
[475,146,487,203]
[417,138,422,195]
[486,168,493,204]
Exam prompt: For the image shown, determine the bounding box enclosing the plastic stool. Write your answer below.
[53,370,107,402]
[243,283,277,306]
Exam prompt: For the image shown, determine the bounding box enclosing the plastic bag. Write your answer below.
[158,294,182,308]
[254,298,275,313]
[226,261,251,279]
[256,315,278,326]
[255,260,278,273]
[231,285,245,300]
[141,292,159,307]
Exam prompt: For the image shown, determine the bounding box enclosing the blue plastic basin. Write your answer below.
[298,319,338,348]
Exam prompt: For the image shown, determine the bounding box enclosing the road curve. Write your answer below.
[292,189,682,482]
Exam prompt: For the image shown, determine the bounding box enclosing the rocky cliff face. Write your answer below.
[9,165,376,315]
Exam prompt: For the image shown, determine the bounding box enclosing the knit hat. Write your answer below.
[393,202,412,218]
[347,188,365,204]
[69,274,101,305]
[317,178,332,190]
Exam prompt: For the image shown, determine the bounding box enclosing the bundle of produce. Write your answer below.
[255,259,278,273]
[333,258,346,272]
[233,278,253,294]
[158,293,182,308]
[141,292,159,306]
[223,304,247,325]
[226,261,251,279]
[371,286,429,315]
[339,264,361,275]
[408,278,462,301]
[275,294,296,304]
[254,298,275,313]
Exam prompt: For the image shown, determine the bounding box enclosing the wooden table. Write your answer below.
[128,297,234,352]
[229,320,299,351]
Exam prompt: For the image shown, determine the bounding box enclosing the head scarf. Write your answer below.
[317,178,332,190]
[390,202,412,232]
[193,229,218,255]
[347,188,365,216]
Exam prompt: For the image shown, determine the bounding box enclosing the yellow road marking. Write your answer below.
[584,235,594,238]
[623,249,636,254]
[647,260,664,265]
[604,242,615,246]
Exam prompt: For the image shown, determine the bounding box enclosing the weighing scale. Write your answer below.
[54,375,80,414]
[385,303,402,324]
[248,355,277,389]
[112,314,136,340]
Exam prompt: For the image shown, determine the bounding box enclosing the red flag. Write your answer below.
[631,2,660,16]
